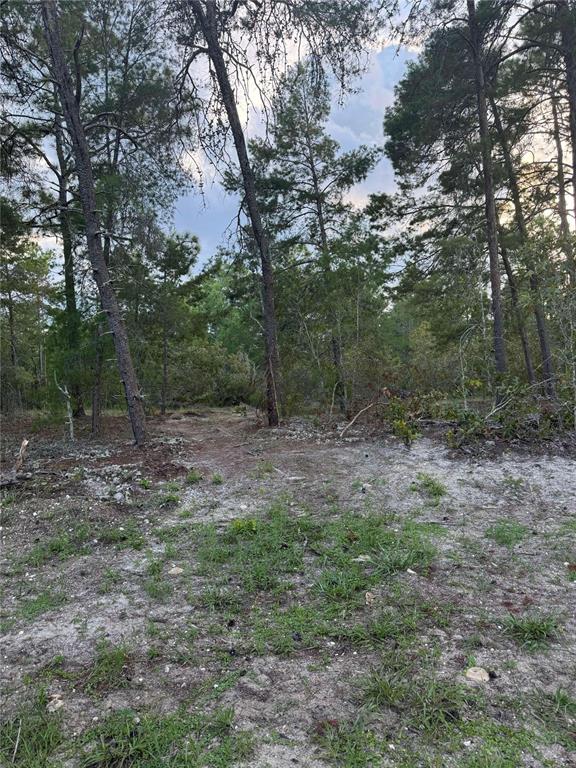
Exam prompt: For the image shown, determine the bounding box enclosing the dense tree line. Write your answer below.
[1,0,575,440]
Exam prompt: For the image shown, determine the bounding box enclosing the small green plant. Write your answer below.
[410,473,447,505]
[229,517,258,536]
[158,492,180,507]
[362,669,409,708]
[186,469,203,485]
[485,520,529,548]
[392,418,420,446]
[82,640,131,693]
[139,478,152,489]
[211,472,224,485]
[144,557,172,601]
[98,568,122,594]
[504,613,559,650]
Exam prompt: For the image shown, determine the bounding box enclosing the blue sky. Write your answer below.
[173,45,416,266]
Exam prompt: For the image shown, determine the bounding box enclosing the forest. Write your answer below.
[0,1,575,767]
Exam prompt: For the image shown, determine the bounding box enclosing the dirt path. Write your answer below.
[1,409,575,767]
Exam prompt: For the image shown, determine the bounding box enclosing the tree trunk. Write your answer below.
[490,97,556,399]
[161,323,168,415]
[304,127,348,417]
[467,0,507,388]
[558,0,576,224]
[91,324,103,436]
[189,0,280,426]
[499,239,537,387]
[54,101,84,416]
[551,90,575,281]
[42,0,146,445]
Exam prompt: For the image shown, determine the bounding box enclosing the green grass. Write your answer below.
[315,720,382,768]
[410,473,447,505]
[82,640,131,694]
[0,697,252,768]
[144,557,173,601]
[212,473,224,485]
[504,613,559,650]
[195,501,322,593]
[485,520,529,548]
[98,518,145,550]
[0,690,64,767]
[81,707,252,767]
[19,590,67,620]
[23,524,91,566]
[98,568,122,594]
[533,687,576,749]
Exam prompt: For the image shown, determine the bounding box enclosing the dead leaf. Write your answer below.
[365,591,376,606]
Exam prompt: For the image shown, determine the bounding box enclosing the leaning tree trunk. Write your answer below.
[467,0,507,389]
[41,0,146,445]
[491,98,556,399]
[189,0,280,426]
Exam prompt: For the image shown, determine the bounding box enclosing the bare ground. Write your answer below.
[1,408,575,767]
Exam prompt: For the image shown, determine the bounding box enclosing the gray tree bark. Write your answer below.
[42,0,146,444]
[188,0,280,426]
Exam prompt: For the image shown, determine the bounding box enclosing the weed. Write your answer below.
[186,469,203,485]
[212,473,224,485]
[410,473,447,505]
[158,492,180,507]
[504,613,559,650]
[485,520,529,548]
[140,478,152,489]
[197,587,243,613]
[315,567,369,604]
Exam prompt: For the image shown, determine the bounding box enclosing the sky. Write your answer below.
[172,45,417,267]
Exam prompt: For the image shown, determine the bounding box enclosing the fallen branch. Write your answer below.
[0,438,30,487]
[339,401,383,438]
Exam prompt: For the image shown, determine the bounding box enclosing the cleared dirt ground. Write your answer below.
[1,409,575,767]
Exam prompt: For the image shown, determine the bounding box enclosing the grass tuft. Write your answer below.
[504,613,559,650]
